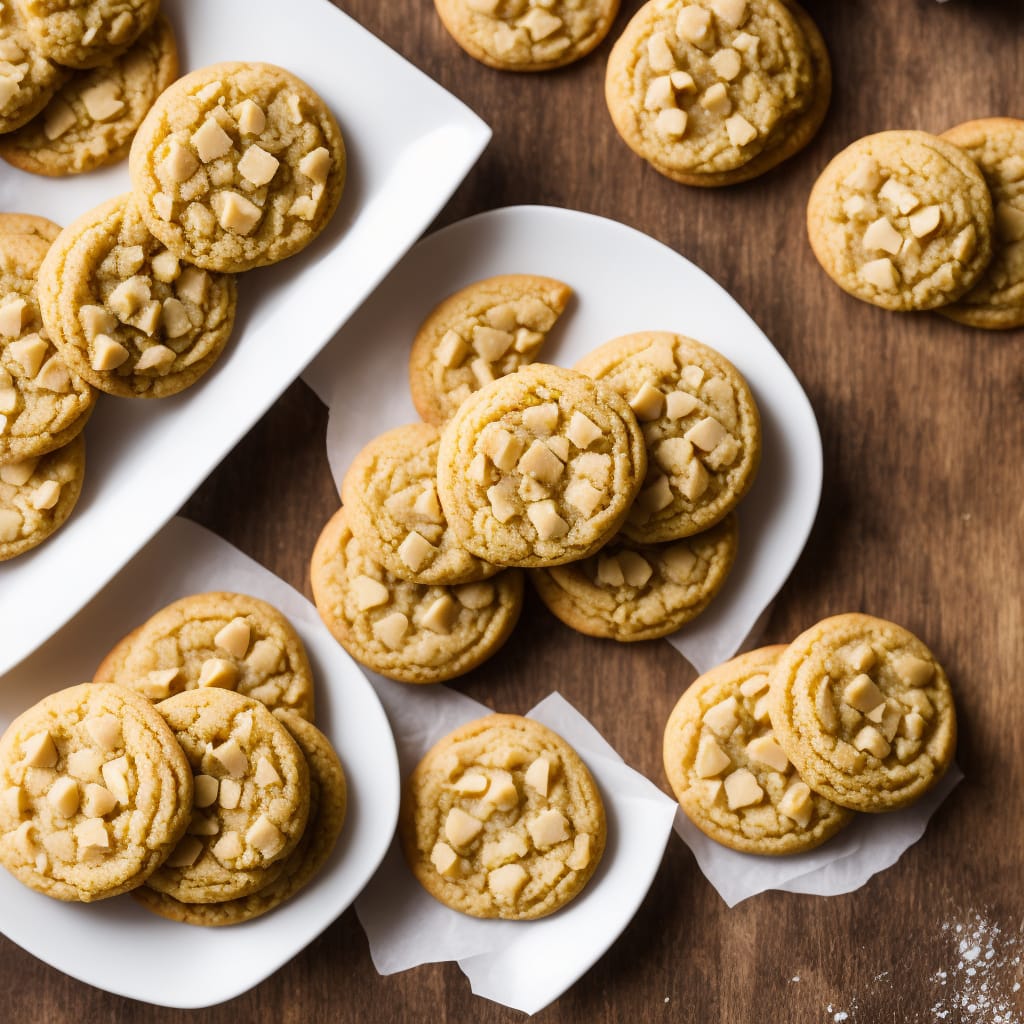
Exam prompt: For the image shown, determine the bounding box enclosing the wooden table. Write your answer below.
[4,2,1023,1020]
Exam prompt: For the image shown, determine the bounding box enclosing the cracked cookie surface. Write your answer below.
[0,213,61,243]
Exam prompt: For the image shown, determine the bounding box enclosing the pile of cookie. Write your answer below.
[0,58,346,560]
[663,613,957,855]
[311,273,761,682]
[0,591,346,925]
[808,121,1024,329]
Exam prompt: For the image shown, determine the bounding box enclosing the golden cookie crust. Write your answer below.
[133,710,346,926]
[94,591,316,721]
[409,274,573,426]
[14,0,160,70]
[434,0,620,72]
[0,213,62,243]
[939,118,1024,330]
[400,714,606,920]
[605,0,823,185]
[310,507,523,685]
[0,14,178,176]
[664,645,852,854]
[342,423,499,587]
[0,232,94,462]
[146,689,310,904]
[129,61,346,273]
[0,682,192,902]
[807,129,994,312]
[0,431,84,560]
[437,363,647,567]
[767,614,957,812]
[0,1,68,133]
[532,513,737,641]
[575,332,759,541]
[38,194,238,398]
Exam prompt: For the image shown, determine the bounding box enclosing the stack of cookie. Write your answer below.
[0,592,347,925]
[663,613,957,855]
[311,274,760,682]
[807,121,1024,329]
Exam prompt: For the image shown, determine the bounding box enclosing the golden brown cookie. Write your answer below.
[409,274,572,426]
[39,194,238,398]
[0,431,84,560]
[94,591,316,721]
[0,682,192,902]
[575,332,759,541]
[664,645,852,854]
[145,689,310,904]
[0,1,68,133]
[0,232,94,462]
[767,614,957,812]
[129,61,346,272]
[133,710,346,926]
[0,213,62,243]
[531,514,737,641]
[807,130,994,311]
[311,507,523,685]
[939,118,1024,330]
[400,714,605,919]
[0,14,177,176]
[341,423,499,586]
[436,363,647,567]
[434,0,620,72]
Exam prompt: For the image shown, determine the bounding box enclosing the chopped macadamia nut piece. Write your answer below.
[480,426,524,473]
[655,108,688,139]
[711,48,742,81]
[724,768,763,809]
[10,336,49,377]
[526,500,569,540]
[452,772,489,795]
[863,216,904,255]
[352,575,389,611]
[101,756,130,804]
[843,156,881,192]
[48,777,79,818]
[43,100,76,141]
[91,334,129,372]
[520,475,550,502]
[473,326,514,362]
[528,808,570,847]
[437,330,468,368]
[520,7,562,40]
[162,139,199,183]
[431,841,460,877]
[134,345,175,372]
[597,555,625,587]
[844,195,867,218]
[618,550,653,587]
[166,836,203,868]
[193,774,219,808]
[630,381,665,421]
[235,99,266,135]
[778,780,813,827]
[398,531,437,572]
[0,298,26,337]
[878,701,902,742]
[900,711,926,741]
[546,436,570,461]
[524,756,551,797]
[481,769,518,810]
[219,778,242,810]
[519,440,564,485]
[0,459,37,486]
[684,416,727,451]
[860,258,899,290]
[487,478,518,522]
[211,738,247,778]
[192,118,233,163]
[252,757,281,788]
[709,0,748,27]
[297,146,331,186]
[702,696,739,737]
[816,683,839,731]
[247,815,284,857]
[422,594,458,634]
[647,31,675,72]
[894,655,934,687]
[214,192,263,235]
[238,144,280,187]
[853,725,890,759]
[566,411,602,450]
[76,818,110,855]
[725,113,757,147]
[150,250,180,284]
[739,673,769,698]
[413,483,444,522]
[745,735,789,773]
[566,833,591,871]
[638,473,672,514]
[445,807,483,849]
[373,611,409,650]
[908,205,941,238]
[455,582,494,609]
[664,389,699,419]
[198,657,239,690]
[470,357,494,386]
[2,786,28,818]
[843,673,885,713]
[30,480,60,510]
[700,83,731,116]
[160,296,191,339]
[214,618,251,659]
[81,783,117,818]
[138,667,182,700]
[845,643,876,672]
[80,304,117,339]
[695,734,731,777]
[81,80,124,121]
[488,862,528,901]
[85,715,122,752]
[662,544,697,581]
[522,402,559,436]
[36,355,72,393]
[564,478,603,517]
[645,75,675,110]
[109,276,149,320]
[677,5,714,46]
[176,267,209,305]
[212,831,244,861]
[879,178,920,214]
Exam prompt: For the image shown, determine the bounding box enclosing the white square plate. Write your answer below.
[0,516,400,1008]
[304,206,822,672]
[0,0,491,676]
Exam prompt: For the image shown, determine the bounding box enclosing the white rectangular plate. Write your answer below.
[0,516,400,1008]
[0,0,491,676]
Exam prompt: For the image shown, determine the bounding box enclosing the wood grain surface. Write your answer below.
[3,1,1023,1021]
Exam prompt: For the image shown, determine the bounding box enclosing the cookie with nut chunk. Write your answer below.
[94,591,316,721]
[664,646,852,854]
[767,614,957,812]
[145,689,310,904]
[0,682,192,902]
[0,213,62,243]
[409,274,572,426]
[311,507,523,684]
[807,130,994,311]
[39,194,237,398]
[129,62,346,273]
[0,1,68,134]
[575,332,759,542]
[400,713,606,919]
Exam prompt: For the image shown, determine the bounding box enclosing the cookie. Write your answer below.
[310,507,523,685]
[433,0,620,72]
[0,682,192,902]
[409,274,573,426]
[767,614,957,812]
[0,14,177,176]
[133,710,346,926]
[400,714,605,920]
[0,212,61,243]
[146,689,311,904]
[0,431,84,560]
[94,591,316,721]
[341,423,499,587]
[807,130,995,312]
[437,363,647,567]
[575,332,759,541]
[0,232,94,461]
[939,118,1024,330]
[38,194,238,398]
[0,1,68,134]
[663,646,852,854]
[13,0,160,70]
[531,513,737,641]
[606,0,829,187]
[129,61,346,273]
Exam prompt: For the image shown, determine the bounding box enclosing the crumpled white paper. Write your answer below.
[353,684,678,1016]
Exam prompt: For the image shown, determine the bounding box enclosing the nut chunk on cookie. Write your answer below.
[0,1,67,134]
[409,274,572,426]
[129,62,346,273]
[400,714,606,919]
